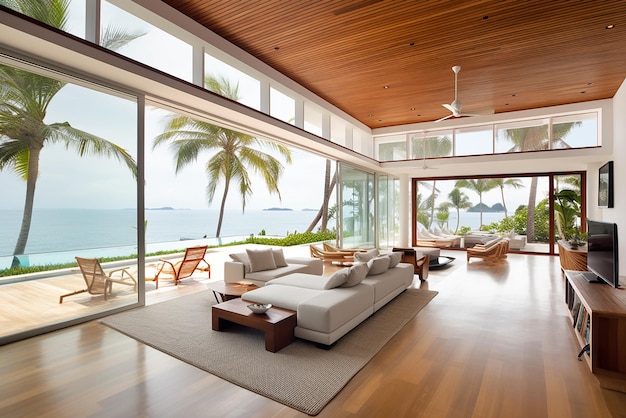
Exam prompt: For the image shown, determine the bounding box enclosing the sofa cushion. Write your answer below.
[246,248,277,272]
[229,252,251,273]
[354,248,379,263]
[388,251,402,268]
[272,248,288,267]
[367,255,390,275]
[341,262,369,287]
[243,285,324,311]
[325,269,349,288]
[267,271,347,290]
[246,265,304,283]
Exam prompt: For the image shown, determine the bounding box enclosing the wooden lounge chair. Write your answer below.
[322,242,366,255]
[392,247,430,280]
[60,257,137,303]
[152,245,211,287]
[466,238,509,262]
[310,244,355,264]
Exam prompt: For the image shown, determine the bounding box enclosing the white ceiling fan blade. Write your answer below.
[435,114,453,123]
[442,103,455,113]
[458,109,495,117]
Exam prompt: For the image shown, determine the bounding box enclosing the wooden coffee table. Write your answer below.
[212,298,296,352]
[206,280,258,303]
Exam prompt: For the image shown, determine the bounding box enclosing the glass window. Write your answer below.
[0,60,139,339]
[410,131,453,159]
[455,126,493,156]
[376,135,407,161]
[495,118,550,153]
[331,115,347,146]
[205,53,261,110]
[340,165,375,249]
[304,102,323,136]
[270,87,295,124]
[552,113,598,149]
[378,175,399,249]
[101,1,193,82]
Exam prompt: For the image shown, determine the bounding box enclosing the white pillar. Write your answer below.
[399,174,410,247]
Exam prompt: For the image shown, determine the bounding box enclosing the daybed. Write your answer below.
[463,232,501,248]
[242,249,414,346]
[224,247,323,287]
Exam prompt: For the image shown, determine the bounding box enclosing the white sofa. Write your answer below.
[224,247,323,287]
[241,250,414,346]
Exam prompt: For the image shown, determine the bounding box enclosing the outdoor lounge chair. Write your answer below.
[322,242,366,255]
[152,245,211,287]
[415,229,454,248]
[60,257,137,303]
[466,238,509,262]
[310,244,356,264]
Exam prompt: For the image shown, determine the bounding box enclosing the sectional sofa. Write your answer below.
[240,249,414,346]
[224,247,323,287]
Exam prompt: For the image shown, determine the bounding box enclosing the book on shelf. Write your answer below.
[579,310,589,336]
[576,306,586,333]
[583,314,591,343]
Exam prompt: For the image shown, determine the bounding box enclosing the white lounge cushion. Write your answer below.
[341,262,369,287]
[367,255,390,275]
[246,248,276,272]
[354,248,379,262]
[243,285,324,311]
[246,265,304,283]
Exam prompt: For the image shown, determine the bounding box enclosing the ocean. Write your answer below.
[0,208,321,269]
[0,209,506,269]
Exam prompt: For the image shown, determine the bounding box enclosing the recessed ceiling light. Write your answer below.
[274,46,280,50]
[368,114,374,117]
[511,93,516,97]
[587,82,594,86]
[482,15,489,20]
[581,91,586,94]
[409,42,415,46]
[383,85,389,89]
[410,107,416,111]
[606,24,615,29]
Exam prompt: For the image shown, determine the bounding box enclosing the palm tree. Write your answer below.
[504,122,579,241]
[455,179,497,228]
[306,159,336,232]
[445,187,472,233]
[414,134,452,229]
[492,178,525,218]
[0,0,142,267]
[153,75,292,238]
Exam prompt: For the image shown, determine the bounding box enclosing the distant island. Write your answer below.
[302,208,317,211]
[145,207,192,210]
[467,203,505,213]
[263,207,293,211]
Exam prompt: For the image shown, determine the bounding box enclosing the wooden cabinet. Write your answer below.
[564,270,626,392]
[558,240,587,272]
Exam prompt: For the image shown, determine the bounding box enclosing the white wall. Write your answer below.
[606,78,626,278]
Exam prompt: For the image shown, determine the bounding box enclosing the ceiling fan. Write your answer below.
[435,66,494,123]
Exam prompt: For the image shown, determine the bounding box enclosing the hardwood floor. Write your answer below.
[2,250,626,417]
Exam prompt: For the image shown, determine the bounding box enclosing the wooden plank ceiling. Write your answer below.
[161,0,626,129]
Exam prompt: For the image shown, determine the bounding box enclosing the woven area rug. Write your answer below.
[101,288,437,415]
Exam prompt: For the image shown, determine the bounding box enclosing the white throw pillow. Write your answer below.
[246,248,277,272]
[272,248,288,267]
[367,255,391,276]
[324,268,349,289]
[229,253,251,273]
[341,262,369,287]
[354,248,379,263]
[388,251,402,268]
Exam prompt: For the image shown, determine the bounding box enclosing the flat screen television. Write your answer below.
[586,219,619,288]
